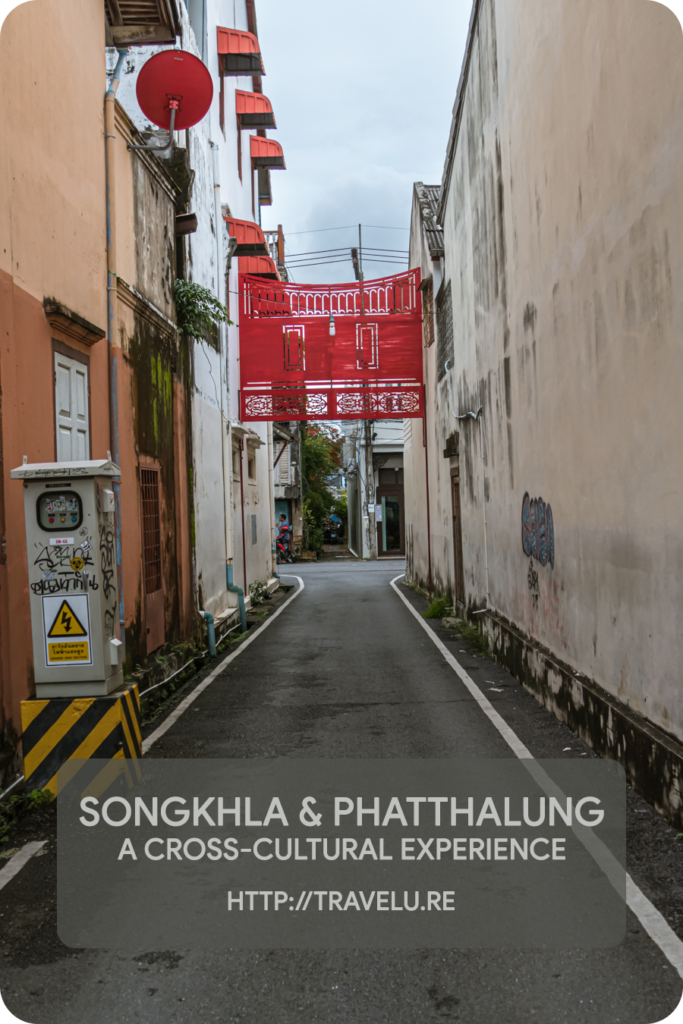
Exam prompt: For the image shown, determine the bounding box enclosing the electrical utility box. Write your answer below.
[11,459,124,698]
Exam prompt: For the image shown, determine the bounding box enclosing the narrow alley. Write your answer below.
[1,561,682,1023]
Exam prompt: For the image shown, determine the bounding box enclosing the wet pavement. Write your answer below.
[1,560,682,1023]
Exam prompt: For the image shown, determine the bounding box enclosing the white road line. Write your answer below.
[0,841,46,892]
[390,574,683,983]
[142,576,305,754]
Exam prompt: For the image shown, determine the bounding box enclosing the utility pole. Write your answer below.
[364,419,377,560]
[358,224,373,556]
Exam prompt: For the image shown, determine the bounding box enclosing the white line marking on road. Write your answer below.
[0,841,46,892]
[143,576,305,754]
[390,575,683,982]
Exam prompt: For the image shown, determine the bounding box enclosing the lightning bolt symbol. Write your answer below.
[61,610,72,634]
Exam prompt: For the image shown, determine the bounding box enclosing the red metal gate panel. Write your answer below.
[238,269,424,421]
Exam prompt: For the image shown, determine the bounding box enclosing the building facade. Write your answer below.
[109,0,281,631]
[404,0,683,821]
[345,420,404,560]
[0,0,287,787]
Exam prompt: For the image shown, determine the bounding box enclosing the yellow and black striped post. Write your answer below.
[20,685,142,795]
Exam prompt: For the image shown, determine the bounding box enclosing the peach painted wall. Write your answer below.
[0,0,110,770]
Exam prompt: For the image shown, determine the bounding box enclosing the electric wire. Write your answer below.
[285,224,409,235]
[284,246,409,257]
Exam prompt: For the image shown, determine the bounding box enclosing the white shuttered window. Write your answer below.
[54,352,89,462]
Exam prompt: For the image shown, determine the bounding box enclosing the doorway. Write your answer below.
[376,487,405,557]
[451,469,465,606]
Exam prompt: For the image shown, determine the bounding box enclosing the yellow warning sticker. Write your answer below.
[42,593,92,667]
[47,642,90,662]
[70,557,85,572]
[47,600,88,638]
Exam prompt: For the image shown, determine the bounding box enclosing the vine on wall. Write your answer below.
[174,280,231,345]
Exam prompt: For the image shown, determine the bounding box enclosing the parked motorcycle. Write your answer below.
[323,517,343,545]
[276,525,294,564]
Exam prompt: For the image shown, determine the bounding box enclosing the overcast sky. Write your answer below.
[255,0,473,284]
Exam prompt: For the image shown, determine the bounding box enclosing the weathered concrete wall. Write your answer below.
[405,187,450,595]
[113,107,194,669]
[408,0,683,752]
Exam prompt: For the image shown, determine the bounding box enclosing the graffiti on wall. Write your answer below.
[521,493,555,568]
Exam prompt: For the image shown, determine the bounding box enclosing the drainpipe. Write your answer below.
[105,49,128,656]
[199,610,216,658]
[227,559,247,633]
[238,439,248,592]
[267,423,277,577]
[210,142,235,624]
[423,385,433,597]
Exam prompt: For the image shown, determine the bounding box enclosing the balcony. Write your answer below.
[105,0,179,45]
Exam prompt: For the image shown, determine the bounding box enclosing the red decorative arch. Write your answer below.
[238,269,424,421]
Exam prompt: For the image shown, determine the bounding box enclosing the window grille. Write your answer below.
[141,468,162,593]
[436,280,454,382]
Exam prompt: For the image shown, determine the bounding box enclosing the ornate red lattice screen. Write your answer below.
[238,269,424,421]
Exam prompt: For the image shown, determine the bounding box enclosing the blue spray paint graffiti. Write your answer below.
[522,493,554,568]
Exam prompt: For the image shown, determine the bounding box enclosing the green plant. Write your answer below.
[174,280,231,342]
[423,596,453,619]
[459,623,492,656]
[332,493,348,525]
[0,787,54,842]
[249,580,270,606]
[301,424,343,553]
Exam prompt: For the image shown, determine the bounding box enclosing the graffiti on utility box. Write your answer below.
[521,493,555,568]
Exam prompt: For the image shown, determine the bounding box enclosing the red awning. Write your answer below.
[239,254,280,279]
[224,217,268,255]
[236,90,276,128]
[250,136,285,170]
[217,28,264,75]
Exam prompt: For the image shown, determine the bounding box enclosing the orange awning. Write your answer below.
[239,254,280,280]
[250,136,285,170]
[236,90,276,129]
[217,28,264,75]
[224,217,268,255]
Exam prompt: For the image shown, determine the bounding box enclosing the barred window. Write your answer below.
[141,469,162,594]
[436,280,454,382]
[422,280,435,348]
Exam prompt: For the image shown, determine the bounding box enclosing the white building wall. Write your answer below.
[107,0,278,624]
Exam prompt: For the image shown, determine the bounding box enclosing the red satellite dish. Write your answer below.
[136,50,213,132]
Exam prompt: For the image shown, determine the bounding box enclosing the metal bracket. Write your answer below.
[127,101,178,156]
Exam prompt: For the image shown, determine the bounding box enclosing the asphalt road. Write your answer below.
[1,560,682,1024]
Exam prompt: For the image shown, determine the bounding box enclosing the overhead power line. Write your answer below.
[285,223,410,235]
[285,246,409,258]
